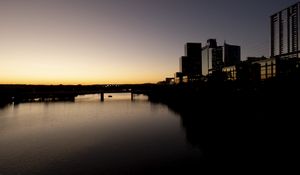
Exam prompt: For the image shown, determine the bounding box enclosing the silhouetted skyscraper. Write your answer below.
[185,43,202,57]
[271,2,300,58]
[180,43,202,76]
[223,43,241,66]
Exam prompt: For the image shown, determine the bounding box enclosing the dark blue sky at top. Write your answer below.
[141,0,297,57]
[76,0,298,51]
[90,0,298,58]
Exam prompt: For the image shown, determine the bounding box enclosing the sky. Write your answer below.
[0,0,299,85]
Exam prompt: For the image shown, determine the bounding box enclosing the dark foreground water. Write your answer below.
[0,94,202,175]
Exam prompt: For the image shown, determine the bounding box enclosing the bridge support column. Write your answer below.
[100,92,104,102]
[131,92,134,101]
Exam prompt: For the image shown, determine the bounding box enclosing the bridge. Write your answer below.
[0,84,155,104]
[99,89,140,101]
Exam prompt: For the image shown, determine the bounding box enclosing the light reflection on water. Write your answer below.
[0,94,201,174]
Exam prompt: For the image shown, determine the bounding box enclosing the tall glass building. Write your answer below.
[201,39,222,75]
[201,39,240,76]
[271,2,300,58]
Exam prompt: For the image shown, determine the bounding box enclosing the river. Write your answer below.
[0,94,202,175]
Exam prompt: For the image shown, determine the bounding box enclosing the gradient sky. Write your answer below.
[0,0,299,84]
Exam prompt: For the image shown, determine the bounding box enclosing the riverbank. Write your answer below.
[148,79,300,120]
[146,80,297,172]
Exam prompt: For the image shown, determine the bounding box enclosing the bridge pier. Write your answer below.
[131,92,134,101]
[100,92,104,102]
[99,90,137,102]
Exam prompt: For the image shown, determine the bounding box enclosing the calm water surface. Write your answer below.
[0,94,202,174]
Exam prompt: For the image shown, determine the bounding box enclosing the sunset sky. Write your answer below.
[0,0,299,85]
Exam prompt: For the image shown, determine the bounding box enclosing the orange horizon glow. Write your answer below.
[0,77,162,85]
[0,67,166,85]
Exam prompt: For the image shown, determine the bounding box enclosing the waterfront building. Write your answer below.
[226,56,300,81]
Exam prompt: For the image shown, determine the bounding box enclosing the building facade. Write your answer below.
[201,39,223,75]
[271,2,300,58]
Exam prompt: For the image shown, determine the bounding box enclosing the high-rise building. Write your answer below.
[178,40,240,78]
[271,2,300,58]
[180,43,202,76]
[202,39,223,75]
[202,39,240,75]
[185,43,202,57]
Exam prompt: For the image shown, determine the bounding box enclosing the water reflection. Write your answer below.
[161,100,294,173]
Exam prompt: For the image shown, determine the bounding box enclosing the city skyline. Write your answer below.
[0,0,299,85]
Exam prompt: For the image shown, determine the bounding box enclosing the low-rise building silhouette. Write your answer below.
[223,56,265,81]
[223,56,300,81]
